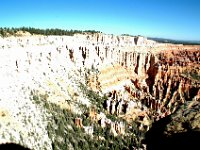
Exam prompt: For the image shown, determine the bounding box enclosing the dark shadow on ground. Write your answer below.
[0,143,30,150]
[144,115,200,150]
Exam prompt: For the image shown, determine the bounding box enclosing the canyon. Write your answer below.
[0,33,199,149]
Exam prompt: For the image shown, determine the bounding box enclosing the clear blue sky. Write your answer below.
[0,0,199,40]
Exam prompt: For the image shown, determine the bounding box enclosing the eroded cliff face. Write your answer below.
[0,33,199,149]
[85,35,200,130]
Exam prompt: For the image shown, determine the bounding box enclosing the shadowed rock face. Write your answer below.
[145,101,200,150]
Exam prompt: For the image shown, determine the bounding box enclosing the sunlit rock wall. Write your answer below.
[0,33,199,148]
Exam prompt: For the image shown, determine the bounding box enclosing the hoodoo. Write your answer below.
[0,33,199,149]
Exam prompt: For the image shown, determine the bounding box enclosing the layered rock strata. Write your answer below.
[0,33,199,149]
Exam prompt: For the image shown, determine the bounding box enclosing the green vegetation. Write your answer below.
[121,34,134,37]
[79,82,106,112]
[182,69,200,82]
[31,90,145,150]
[0,27,102,37]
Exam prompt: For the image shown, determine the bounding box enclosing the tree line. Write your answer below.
[0,27,102,37]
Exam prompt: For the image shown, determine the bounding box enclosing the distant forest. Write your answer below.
[148,37,200,45]
[0,27,102,37]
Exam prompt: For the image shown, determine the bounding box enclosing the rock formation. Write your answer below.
[0,33,199,149]
[145,101,200,150]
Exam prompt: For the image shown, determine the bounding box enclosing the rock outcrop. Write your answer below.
[0,33,199,149]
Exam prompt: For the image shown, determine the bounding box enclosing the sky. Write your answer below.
[0,0,200,40]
